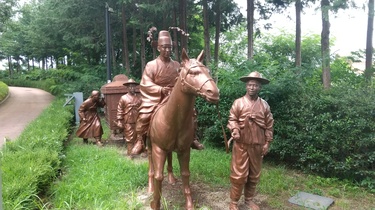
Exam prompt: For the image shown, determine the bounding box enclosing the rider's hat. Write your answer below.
[158,30,172,46]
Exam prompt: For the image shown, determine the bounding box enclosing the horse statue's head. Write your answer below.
[179,48,220,104]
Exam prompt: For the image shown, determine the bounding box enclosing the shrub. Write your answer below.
[0,81,9,101]
[1,99,73,209]
[270,85,375,190]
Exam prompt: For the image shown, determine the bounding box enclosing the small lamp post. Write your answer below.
[105,3,114,83]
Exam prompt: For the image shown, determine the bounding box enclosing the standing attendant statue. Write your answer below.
[132,30,204,155]
[76,90,106,146]
[227,71,274,210]
[116,79,142,155]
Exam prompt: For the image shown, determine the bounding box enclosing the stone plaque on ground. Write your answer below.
[288,191,334,210]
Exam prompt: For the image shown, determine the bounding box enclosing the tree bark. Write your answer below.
[132,27,137,68]
[122,3,130,75]
[141,27,146,72]
[365,0,374,80]
[214,0,221,67]
[8,56,12,77]
[247,0,255,60]
[172,6,180,61]
[295,0,302,68]
[42,58,45,70]
[203,0,211,66]
[321,0,331,89]
[179,0,188,50]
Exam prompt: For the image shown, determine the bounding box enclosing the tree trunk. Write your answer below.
[179,0,188,50]
[27,58,30,71]
[42,58,45,70]
[214,0,221,67]
[111,36,116,73]
[132,27,137,68]
[321,0,331,89]
[8,56,12,77]
[203,0,211,66]
[247,0,255,60]
[122,3,130,75]
[173,5,180,61]
[141,27,146,72]
[295,0,302,68]
[365,0,374,80]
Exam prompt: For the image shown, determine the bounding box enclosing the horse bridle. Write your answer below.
[179,63,214,97]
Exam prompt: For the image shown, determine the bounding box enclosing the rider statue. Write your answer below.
[132,30,204,156]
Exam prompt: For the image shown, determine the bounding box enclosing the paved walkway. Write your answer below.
[0,87,54,147]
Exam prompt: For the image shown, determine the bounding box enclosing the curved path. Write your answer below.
[0,87,54,147]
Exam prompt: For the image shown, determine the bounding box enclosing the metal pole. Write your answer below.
[105,3,112,83]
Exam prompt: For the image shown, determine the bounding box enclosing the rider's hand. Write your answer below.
[162,87,172,96]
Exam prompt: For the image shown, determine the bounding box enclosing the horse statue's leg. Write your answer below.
[166,152,177,184]
[177,151,194,210]
[150,145,167,210]
[147,147,154,193]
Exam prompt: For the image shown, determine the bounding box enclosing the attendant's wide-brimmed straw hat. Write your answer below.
[240,71,270,84]
[123,79,139,86]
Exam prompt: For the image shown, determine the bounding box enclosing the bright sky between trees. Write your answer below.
[234,0,370,56]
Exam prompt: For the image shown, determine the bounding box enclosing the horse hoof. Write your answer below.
[168,174,177,185]
[186,205,195,210]
[151,200,160,210]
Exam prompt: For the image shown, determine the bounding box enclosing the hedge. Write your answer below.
[0,99,73,209]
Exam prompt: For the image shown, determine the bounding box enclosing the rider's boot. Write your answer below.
[131,134,144,155]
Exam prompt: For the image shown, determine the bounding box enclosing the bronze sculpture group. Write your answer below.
[76,30,273,210]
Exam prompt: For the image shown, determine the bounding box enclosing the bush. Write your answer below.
[0,81,9,101]
[0,65,107,97]
[1,99,73,209]
[269,84,375,190]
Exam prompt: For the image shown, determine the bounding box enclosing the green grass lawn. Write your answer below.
[48,119,375,210]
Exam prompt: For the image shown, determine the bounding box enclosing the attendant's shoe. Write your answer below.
[244,199,260,210]
[95,140,103,147]
[229,201,239,210]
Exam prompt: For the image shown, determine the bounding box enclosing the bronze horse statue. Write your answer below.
[147,48,220,210]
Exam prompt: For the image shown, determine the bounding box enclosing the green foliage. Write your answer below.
[50,138,375,209]
[0,65,107,97]
[189,149,231,186]
[269,84,375,190]
[196,66,247,148]
[0,81,9,101]
[50,141,147,209]
[0,0,17,32]
[0,99,73,209]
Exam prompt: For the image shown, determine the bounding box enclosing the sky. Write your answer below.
[234,0,370,56]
